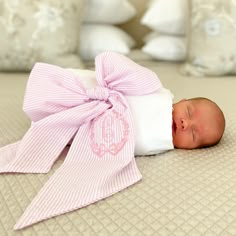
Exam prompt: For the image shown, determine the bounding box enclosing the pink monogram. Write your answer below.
[90,110,129,157]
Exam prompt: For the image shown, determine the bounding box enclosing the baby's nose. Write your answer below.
[181,118,188,130]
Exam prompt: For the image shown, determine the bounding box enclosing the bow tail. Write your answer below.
[14,119,142,230]
[0,102,109,174]
[0,122,77,174]
[0,141,21,167]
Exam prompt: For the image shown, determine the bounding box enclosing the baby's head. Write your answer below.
[172,97,225,149]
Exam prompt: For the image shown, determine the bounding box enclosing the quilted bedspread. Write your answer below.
[1,61,236,236]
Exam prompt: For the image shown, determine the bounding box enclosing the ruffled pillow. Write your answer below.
[182,0,236,76]
[0,0,84,71]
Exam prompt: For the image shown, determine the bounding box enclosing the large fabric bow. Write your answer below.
[0,52,162,230]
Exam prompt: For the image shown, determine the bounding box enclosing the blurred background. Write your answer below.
[1,0,236,77]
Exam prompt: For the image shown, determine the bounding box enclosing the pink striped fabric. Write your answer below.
[0,52,162,230]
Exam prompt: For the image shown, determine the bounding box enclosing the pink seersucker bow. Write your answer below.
[0,52,162,230]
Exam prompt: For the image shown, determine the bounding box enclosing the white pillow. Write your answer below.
[141,0,188,35]
[80,24,136,61]
[142,34,186,61]
[83,0,136,24]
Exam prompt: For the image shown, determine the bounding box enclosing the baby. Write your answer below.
[172,97,225,149]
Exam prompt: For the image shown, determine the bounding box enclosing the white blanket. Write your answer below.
[69,69,174,155]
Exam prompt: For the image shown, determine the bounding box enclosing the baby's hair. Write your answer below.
[188,97,226,147]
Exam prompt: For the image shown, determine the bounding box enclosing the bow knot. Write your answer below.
[86,87,110,101]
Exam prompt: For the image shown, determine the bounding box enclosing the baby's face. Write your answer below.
[172,99,223,149]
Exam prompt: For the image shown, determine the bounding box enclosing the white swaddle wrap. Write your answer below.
[69,69,174,155]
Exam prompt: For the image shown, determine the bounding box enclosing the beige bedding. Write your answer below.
[1,59,236,235]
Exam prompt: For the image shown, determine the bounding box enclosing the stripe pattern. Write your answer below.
[0,52,162,229]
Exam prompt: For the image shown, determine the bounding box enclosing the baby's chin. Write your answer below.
[172,119,177,136]
[172,120,177,148]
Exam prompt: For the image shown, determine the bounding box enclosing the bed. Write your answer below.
[1,55,236,235]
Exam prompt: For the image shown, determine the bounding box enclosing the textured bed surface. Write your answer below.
[1,59,236,235]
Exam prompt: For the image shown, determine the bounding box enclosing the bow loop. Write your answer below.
[95,52,162,96]
[23,63,88,122]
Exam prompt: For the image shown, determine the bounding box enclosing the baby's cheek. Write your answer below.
[173,132,192,149]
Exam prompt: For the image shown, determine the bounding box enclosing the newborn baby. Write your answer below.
[172,97,225,149]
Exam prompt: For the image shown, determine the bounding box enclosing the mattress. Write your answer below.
[1,58,236,235]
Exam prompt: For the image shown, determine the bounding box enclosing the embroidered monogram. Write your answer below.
[90,110,129,157]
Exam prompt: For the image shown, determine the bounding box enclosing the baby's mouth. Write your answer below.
[172,120,177,134]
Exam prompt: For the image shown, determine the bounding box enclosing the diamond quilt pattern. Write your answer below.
[1,73,236,236]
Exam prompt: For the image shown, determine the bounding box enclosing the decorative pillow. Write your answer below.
[182,0,236,76]
[142,33,186,61]
[83,0,136,24]
[0,0,84,71]
[80,24,136,61]
[141,0,188,35]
